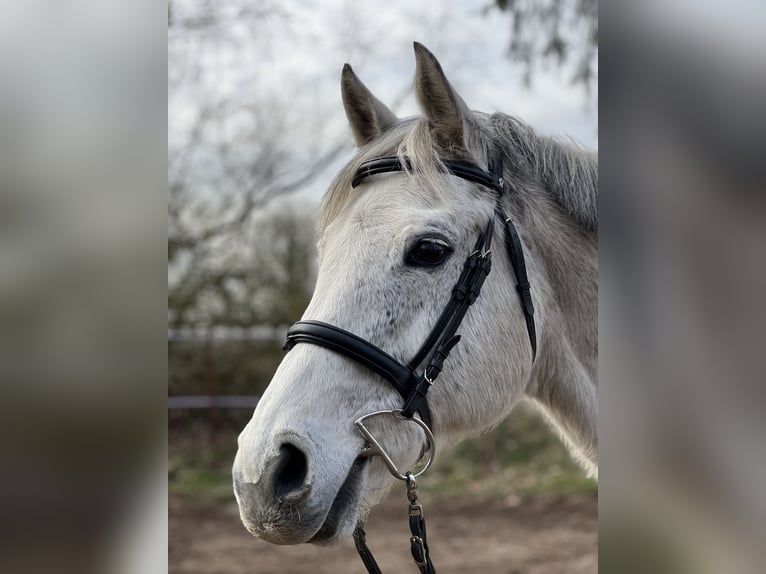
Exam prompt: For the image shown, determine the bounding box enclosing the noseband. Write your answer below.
[282,154,537,574]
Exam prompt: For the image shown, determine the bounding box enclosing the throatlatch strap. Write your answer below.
[496,207,537,361]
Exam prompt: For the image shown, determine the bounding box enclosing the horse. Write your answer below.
[233,42,597,557]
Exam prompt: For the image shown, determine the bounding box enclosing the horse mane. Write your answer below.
[320,113,598,234]
[487,113,598,232]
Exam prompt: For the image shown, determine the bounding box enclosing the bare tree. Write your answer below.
[169,199,317,327]
[492,0,598,96]
[169,0,583,328]
[168,0,348,327]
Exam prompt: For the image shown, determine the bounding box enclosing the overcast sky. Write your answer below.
[170,0,597,201]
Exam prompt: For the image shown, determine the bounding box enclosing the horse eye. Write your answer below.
[405,238,453,267]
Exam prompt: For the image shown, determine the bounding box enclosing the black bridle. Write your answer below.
[282,154,537,574]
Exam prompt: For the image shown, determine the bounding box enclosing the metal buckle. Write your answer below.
[406,473,423,516]
[410,536,427,566]
[354,409,436,481]
[469,247,492,260]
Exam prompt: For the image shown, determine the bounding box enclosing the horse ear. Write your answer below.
[413,42,472,151]
[341,64,398,146]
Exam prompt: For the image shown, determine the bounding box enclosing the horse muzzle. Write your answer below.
[233,431,368,545]
[233,438,320,544]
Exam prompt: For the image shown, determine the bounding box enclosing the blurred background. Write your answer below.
[168,0,597,572]
[2,0,763,573]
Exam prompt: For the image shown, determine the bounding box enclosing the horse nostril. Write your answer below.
[273,443,309,500]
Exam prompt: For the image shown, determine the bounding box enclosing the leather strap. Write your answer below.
[353,520,435,574]
[496,207,537,361]
[353,526,383,574]
[352,156,502,192]
[409,512,436,574]
[400,220,494,420]
[284,320,432,429]
[407,225,494,370]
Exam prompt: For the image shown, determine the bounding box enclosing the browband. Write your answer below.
[351,156,503,192]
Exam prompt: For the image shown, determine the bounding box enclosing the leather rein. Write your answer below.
[283,155,537,574]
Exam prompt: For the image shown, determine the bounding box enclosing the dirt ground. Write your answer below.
[169,492,597,574]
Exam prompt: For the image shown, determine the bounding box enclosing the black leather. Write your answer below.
[496,207,537,361]
[407,224,494,370]
[351,156,502,191]
[409,512,436,574]
[400,226,494,420]
[284,320,433,428]
[353,526,383,574]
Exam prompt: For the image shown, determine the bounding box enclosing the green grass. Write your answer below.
[168,437,239,500]
[420,402,597,499]
[170,464,235,499]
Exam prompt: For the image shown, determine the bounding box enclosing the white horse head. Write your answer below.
[233,43,598,546]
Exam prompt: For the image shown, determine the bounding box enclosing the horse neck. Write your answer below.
[507,180,599,474]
